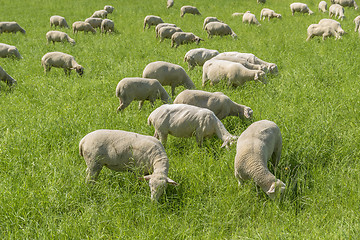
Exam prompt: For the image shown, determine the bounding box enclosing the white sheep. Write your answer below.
[354,16,360,31]
[167,0,174,8]
[101,19,115,33]
[0,22,26,34]
[204,22,238,39]
[212,52,267,72]
[202,17,223,29]
[79,129,178,201]
[0,66,17,86]
[234,120,285,200]
[49,16,69,29]
[104,5,114,13]
[91,10,108,19]
[142,61,195,97]
[180,6,201,17]
[290,2,314,15]
[184,48,219,70]
[85,18,103,29]
[148,104,238,148]
[72,21,96,34]
[143,15,164,30]
[41,51,84,76]
[319,1,328,12]
[173,90,253,120]
[171,32,204,48]
[329,4,345,20]
[155,23,177,35]
[115,77,171,111]
[306,23,340,41]
[260,8,282,21]
[0,43,22,59]
[331,0,358,10]
[318,18,346,36]
[242,12,261,26]
[46,31,75,45]
[202,59,267,87]
[158,26,183,42]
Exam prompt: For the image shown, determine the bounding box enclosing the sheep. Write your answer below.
[180,6,201,17]
[202,59,267,87]
[115,77,171,111]
[158,26,183,42]
[184,48,219,70]
[41,51,84,76]
[46,31,75,45]
[0,66,17,86]
[202,17,223,29]
[167,0,174,8]
[306,23,340,41]
[234,120,285,199]
[173,90,253,120]
[319,1,328,12]
[0,22,26,34]
[148,104,238,148]
[79,129,178,201]
[318,18,346,36]
[101,19,115,33]
[91,10,108,19]
[85,18,103,29]
[0,43,22,59]
[204,22,238,39]
[49,16,69,29]
[142,61,195,97]
[212,52,267,72]
[242,11,261,26]
[290,2,314,15]
[354,16,360,31]
[232,12,247,17]
[329,4,345,20]
[260,8,282,21]
[171,32,204,48]
[104,5,114,13]
[331,0,358,10]
[72,21,96,34]
[144,15,164,30]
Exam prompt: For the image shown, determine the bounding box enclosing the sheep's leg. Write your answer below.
[158,132,168,147]
[195,129,204,147]
[117,101,130,112]
[138,100,144,110]
[235,171,244,186]
[171,85,176,98]
[85,164,103,183]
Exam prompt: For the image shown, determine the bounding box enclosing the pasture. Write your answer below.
[1,0,360,238]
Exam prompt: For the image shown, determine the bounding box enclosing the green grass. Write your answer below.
[1,0,360,238]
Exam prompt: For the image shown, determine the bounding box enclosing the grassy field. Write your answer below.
[1,0,360,238]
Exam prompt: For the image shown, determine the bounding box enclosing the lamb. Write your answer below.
[329,4,345,20]
[147,104,238,148]
[319,1,328,12]
[115,77,171,111]
[290,2,314,15]
[260,8,282,21]
[0,66,17,86]
[0,43,22,59]
[212,52,266,72]
[158,26,182,42]
[49,16,69,29]
[144,15,164,30]
[234,120,285,200]
[91,10,108,19]
[72,21,96,34]
[354,16,360,31]
[142,61,195,97]
[104,5,114,13]
[46,31,75,45]
[101,19,115,33]
[331,0,358,10]
[306,23,340,41]
[204,22,238,39]
[0,22,26,34]
[242,12,261,26]
[203,17,223,29]
[155,23,177,35]
[167,0,174,8]
[170,32,204,48]
[85,18,103,29]
[79,129,178,201]
[173,90,253,120]
[180,6,201,17]
[184,48,219,70]
[41,51,84,76]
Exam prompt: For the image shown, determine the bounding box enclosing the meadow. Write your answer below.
[1,0,360,238]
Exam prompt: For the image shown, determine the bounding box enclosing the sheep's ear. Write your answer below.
[166,177,179,185]
[142,175,152,181]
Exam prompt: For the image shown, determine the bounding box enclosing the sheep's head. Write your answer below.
[269,64,278,75]
[255,70,267,84]
[143,174,178,201]
[194,37,204,44]
[243,107,253,119]
[9,47,22,59]
[277,14,282,19]
[231,32,238,39]
[309,10,314,15]
[74,65,84,76]
[221,136,238,149]
[266,179,286,200]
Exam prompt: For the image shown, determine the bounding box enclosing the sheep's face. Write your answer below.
[194,37,204,44]
[9,48,22,59]
[255,71,267,84]
[269,64,278,75]
[148,175,167,201]
[243,107,253,119]
[266,179,286,200]
[75,66,84,76]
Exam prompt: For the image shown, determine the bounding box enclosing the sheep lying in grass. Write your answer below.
[260,8,282,21]
[101,19,114,33]
[167,0,174,8]
[0,43,22,59]
[85,18,103,29]
[318,18,346,36]
[234,120,285,200]
[142,61,195,97]
[158,26,182,42]
[0,66,17,86]
[204,22,238,39]
[144,15,164,30]
[116,77,171,111]
[331,0,358,10]
[50,16,69,29]
[91,10,108,19]
[173,90,253,120]
[148,104,238,148]
[212,52,266,71]
[180,6,201,17]
[290,2,314,15]
[171,32,204,48]
[41,52,84,76]
[306,23,340,41]
[46,31,75,45]
[79,129,178,201]
[72,21,96,34]
[203,17,223,29]
[0,22,26,34]
[354,16,360,31]
[104,5,114,13]
[242,11,261,25]
[184,48,219,70]
[329,4,345,20]
[319,1,328,12]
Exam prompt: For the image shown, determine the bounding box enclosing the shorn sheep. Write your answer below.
[173,90,253,120]
[260,8,282,21]
[46,31,75,45]
[171,32,204,48]
[79,129,178,201]
[85,18,103,29]
[184,48,219,70]
[306,23,340,41]
[234,120,286,200]
[180,6,201,17]
[101,19,114,33]
[331,0,358,10]
[0,43,22,59]
[290,2,314,15]
[148,104,238,148]
[319,1,328,12]
[0,22,26,34]
[41,52,84,76]
[72,21,96,34]
[115,77,171,111]
[49,16,69,28]
[204,22,238,39]
[144,15,164,30]
[0,66,17,86]
[329,4,345,20]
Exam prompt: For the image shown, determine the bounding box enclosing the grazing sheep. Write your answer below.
[171,32,204,48]
[306,23,340,41]
[91,10,108,19]
[50,16,69,29]
[173,90,253,120]
[167,0,174,8]
[79,129,178,201]
[0,66,17,86]
[148,104,238,148]
[180,6,201,17]
[331,0,358,10]
[234,120,285,200]
[46,31,75,45]
[203,17,223,29]
[72,21,96,34]
[184,48,219,70]
[329,4,345,20]
[155,23,177,35]
[290,2,314,15]
[258,0,266,3]
[242,12,261,25]
[0,22,26,34]
[204,22,238,39]
[142,61,195,97]
[0,43,22,59]
[260,8,282,21]
[85,18,103,29]
[202,59,267,87]
[144,15,164,30]
[104,5,114,13]
[319,1,328,12]
[41,52,84,76]
[318,18,346,36]
[158,26,182,42]
[212,52,266,71]
[101,19,115,33]
[116,77,171,111]
[354,16,360,31]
